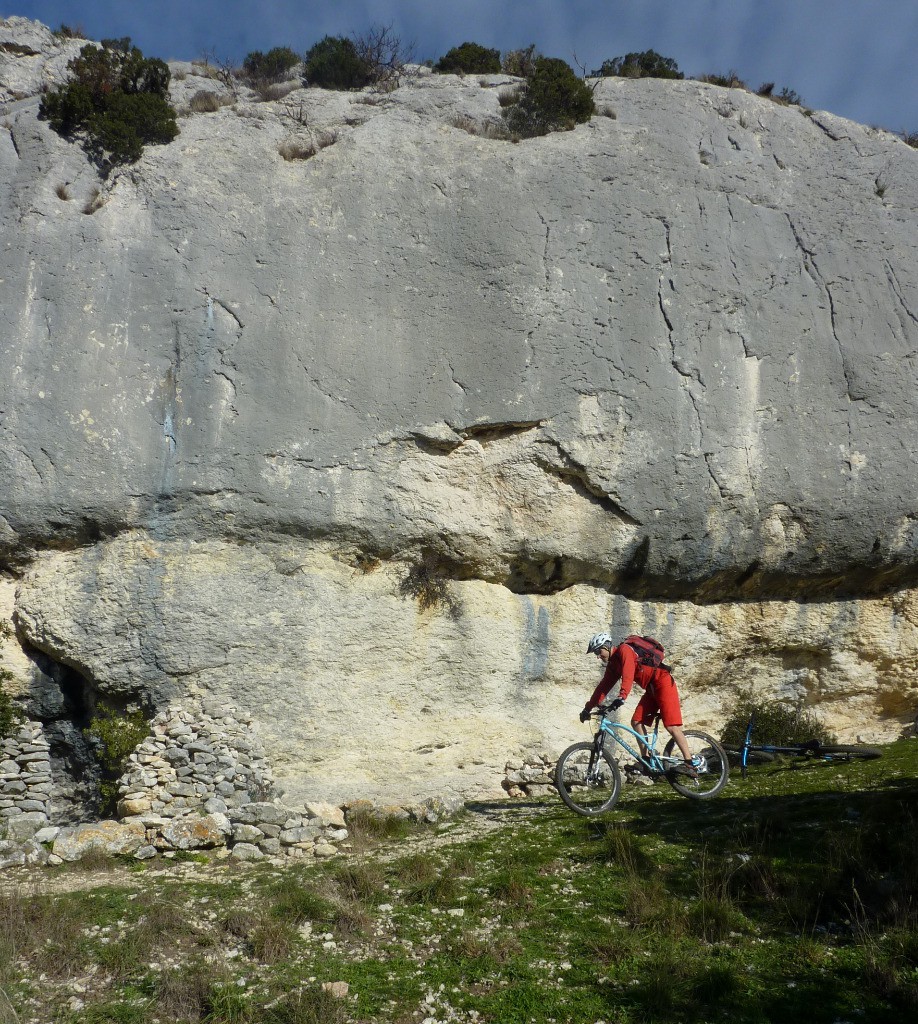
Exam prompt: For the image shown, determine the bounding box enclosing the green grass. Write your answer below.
[2,738,916,1022]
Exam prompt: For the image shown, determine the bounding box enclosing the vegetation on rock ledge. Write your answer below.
[503,55,595,138]
[83,705,150,816]
[39,40,178,173]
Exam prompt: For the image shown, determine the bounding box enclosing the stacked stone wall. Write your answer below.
[0,698,466,870]
[115,697,274,818]
[0,720,52,839]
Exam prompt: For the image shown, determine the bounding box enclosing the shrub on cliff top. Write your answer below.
[242,46,300,85]
[756,82,804,106]
[593,49,684,80]
[303,27,413,91]
[435,42,501,75]
[39,41,178,172]
[303,35,373,90]
[503,56,594,138]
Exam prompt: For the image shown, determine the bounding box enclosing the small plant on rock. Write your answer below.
[53,23,85,40]
[188,89,223,113]
[757,82,803,106]
[435,42,501,75]
[352,23,415,88]
[84,704,149,815]
[503,56,595,138]
[39,41,178,173]
[398,551,462,617]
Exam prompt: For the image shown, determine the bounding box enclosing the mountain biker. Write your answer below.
[580,633,697,775]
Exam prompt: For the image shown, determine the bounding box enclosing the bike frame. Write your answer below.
[594,714,683,774]
[738,712,824,777]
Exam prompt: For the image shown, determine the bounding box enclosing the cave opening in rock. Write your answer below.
[19,641,153,823]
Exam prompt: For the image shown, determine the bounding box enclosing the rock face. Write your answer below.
[1,20,917,807]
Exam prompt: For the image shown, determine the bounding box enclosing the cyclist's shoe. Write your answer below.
[672,761,699,778]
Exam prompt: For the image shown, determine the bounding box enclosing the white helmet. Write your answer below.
[586,632,614,654]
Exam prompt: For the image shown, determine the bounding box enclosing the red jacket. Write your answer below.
[586,643,668,707]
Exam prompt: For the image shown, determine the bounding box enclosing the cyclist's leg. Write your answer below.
[631,691,657,760]
[656,675,693,764]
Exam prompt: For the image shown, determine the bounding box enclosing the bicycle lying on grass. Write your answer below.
[722,712,882,779]
[554,706,729,816]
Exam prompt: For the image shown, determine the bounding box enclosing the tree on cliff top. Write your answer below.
[39,41,178,173]
[303,27,413,91]
[593,49,684,80]
[503,56,595,138]
[435,42,501,75]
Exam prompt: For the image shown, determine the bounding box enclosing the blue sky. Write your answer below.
[4,1,917,131]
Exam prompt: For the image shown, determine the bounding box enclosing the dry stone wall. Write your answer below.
[0,720,52,838]
[115,698,274,818]
[0,692,464,870]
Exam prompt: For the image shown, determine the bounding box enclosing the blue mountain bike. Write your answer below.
[722,712,882,779]
[554,707,729,816]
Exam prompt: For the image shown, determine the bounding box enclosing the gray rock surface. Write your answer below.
[1,20,918,807]
[52,819,145,860]
[0,19,915,598]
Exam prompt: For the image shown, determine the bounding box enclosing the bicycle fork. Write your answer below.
[587,731,607,784]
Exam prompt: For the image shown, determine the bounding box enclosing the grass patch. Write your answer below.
[2,739,915,1023]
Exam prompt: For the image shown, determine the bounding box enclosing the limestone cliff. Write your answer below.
[1,19,916,808]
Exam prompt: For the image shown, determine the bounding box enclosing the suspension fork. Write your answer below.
[589,727,607,779]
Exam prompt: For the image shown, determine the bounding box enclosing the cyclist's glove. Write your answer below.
[579,706,592,723]
[603,697,625,712]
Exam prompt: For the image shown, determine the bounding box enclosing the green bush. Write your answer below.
[593,49,684,80]
[503,56,594,138]
[84,705,149,815]
[39,42,177,172]
[435,42,501,75]
[242,46,299,84]
[902,130,918,148]
[719,688,835,747]
[303,35,373,90]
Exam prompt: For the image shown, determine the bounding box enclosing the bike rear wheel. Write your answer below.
[554,741,622,816]
[814,744,882,762]
[664,730,729,799]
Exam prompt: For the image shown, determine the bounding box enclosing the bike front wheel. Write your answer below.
[554,741,622,816]
[814,744,882,762]
[664,730,729,799]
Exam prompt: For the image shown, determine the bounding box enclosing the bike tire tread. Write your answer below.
[554,740,622,817]
[816,744,882,761]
